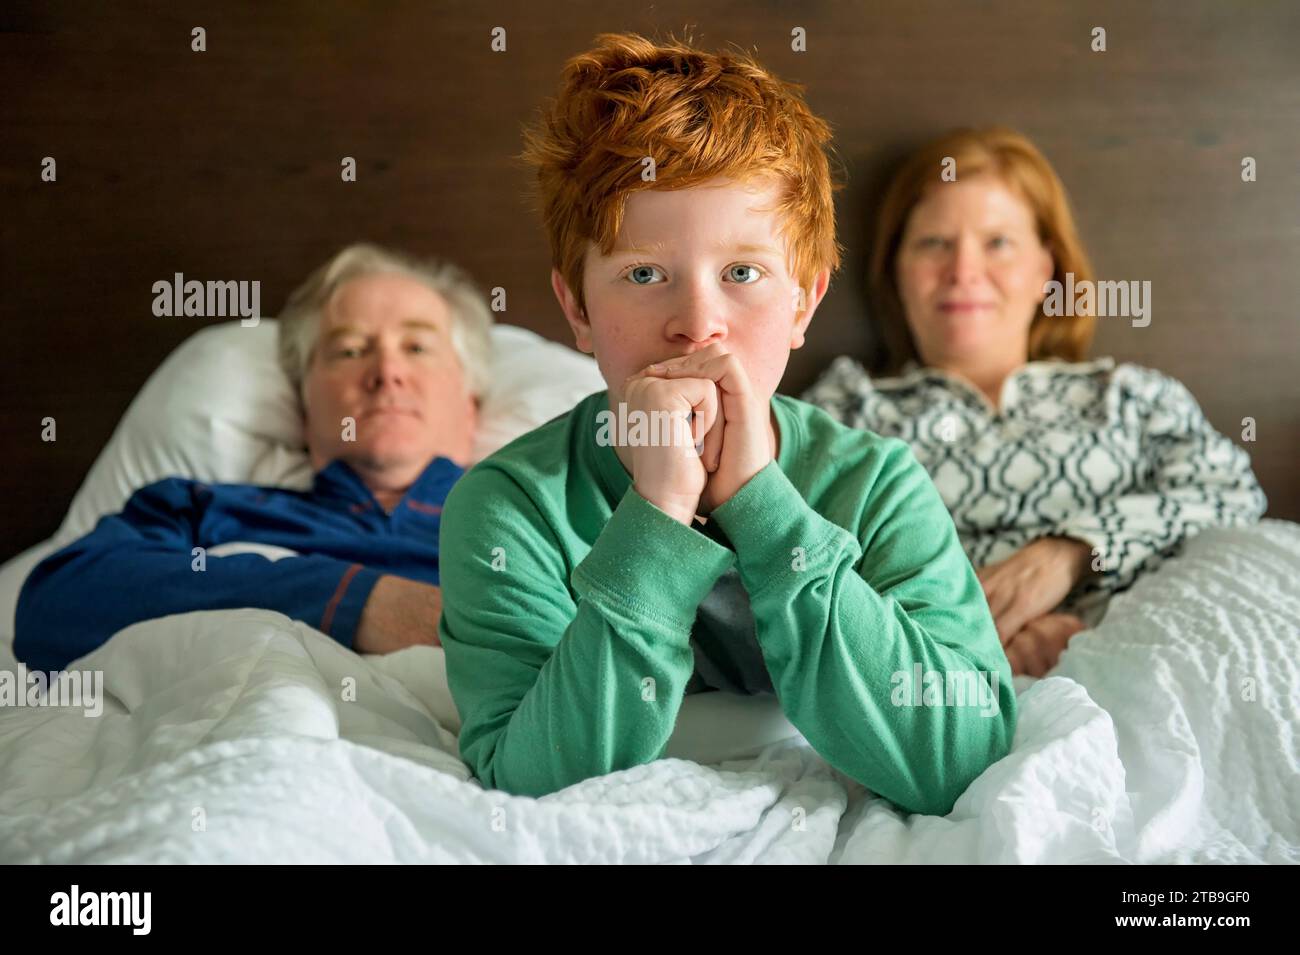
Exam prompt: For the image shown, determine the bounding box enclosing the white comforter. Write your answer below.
[2,520,1297,864]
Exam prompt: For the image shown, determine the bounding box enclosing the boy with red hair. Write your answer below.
[439,33,1015,813]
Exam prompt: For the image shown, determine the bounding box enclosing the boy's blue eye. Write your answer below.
[626,265,663,285]
[727,264,762,284]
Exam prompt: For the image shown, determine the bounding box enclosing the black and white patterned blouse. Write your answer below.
[803,355,1268,620]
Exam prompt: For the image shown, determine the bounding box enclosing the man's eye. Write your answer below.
[988,235,1011,250]
[726,264,763,284]
[625,264,664,285]
[407,342,429,354]
[335,346,364,359]
[917,236,948,250]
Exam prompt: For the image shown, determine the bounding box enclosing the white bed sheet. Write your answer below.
[1,520,1296,863]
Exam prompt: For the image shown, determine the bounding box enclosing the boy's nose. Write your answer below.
[664,287,727,344]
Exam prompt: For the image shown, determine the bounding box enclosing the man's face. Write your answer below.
[554,176,826,406]
[302,272,477,482]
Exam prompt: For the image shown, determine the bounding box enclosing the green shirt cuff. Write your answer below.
[710,462,856,596]
[572,485,736,632]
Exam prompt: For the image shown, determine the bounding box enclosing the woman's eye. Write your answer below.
[917,237,947,250]
[336,347,363,359]
[726,264,763,284]
[988,235,1010,250]
[625,264,664,285]
[407,343,428,354]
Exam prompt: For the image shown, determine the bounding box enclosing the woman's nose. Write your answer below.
[947,237,984,287]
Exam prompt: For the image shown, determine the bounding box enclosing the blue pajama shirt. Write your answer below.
[14,457,464,671]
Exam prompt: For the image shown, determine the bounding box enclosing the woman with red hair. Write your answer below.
[806,127,1267,676]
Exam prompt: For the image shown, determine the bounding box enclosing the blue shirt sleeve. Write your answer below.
[14,478,383,671]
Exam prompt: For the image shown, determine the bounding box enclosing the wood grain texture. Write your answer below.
[3,0,1297,561]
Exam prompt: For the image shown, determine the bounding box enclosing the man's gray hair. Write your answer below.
[277,243,494,399]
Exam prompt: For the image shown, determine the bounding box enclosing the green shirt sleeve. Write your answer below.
[439,466,734,797]
[709,445,1017,816]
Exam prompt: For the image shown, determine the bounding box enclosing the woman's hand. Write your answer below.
[1004,612,1088,677]
[976,536,1092,644]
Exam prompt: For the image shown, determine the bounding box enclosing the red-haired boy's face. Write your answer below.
[553,176,826,406]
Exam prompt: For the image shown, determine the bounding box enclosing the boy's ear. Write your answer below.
[551,268,594,354]
[789,267,832,350]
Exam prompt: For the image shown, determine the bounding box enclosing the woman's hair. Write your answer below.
[277,243,494,400]
[519,31,845,317]
[869,126,1096,374]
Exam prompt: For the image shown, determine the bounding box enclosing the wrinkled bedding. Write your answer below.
[1,521,1296,863]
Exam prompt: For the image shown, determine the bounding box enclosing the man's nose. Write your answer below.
[364,348,407,389]
[664,281,727,345]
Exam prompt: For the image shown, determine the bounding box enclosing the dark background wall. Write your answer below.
[3,0,1298,562]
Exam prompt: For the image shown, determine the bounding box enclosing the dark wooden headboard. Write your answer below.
[4,0,1297,562]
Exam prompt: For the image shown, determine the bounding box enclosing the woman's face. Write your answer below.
[895,175,1054,369]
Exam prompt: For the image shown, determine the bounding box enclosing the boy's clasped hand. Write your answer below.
[623,343,776,525]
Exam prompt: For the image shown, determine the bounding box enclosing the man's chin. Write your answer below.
[338,446,428,475]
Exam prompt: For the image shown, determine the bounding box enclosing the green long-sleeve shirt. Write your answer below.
[439,391,1016,814]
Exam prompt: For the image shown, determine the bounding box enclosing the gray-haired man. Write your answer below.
[16,244,492,671]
